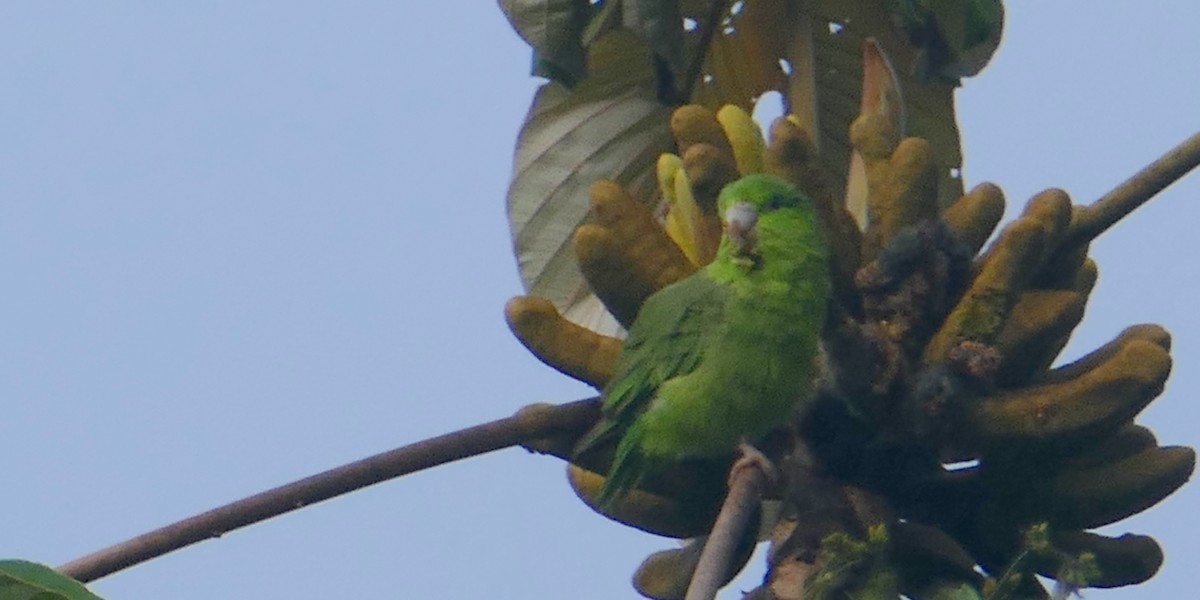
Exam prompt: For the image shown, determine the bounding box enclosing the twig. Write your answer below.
[57,398,600,583]
[1065,129,1200,248]
[685,454,768,600]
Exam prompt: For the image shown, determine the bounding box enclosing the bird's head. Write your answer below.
[716,174,811,267]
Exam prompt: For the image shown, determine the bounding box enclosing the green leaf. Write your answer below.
[507,30,672,333]
[887,0,1005,81]
[0,560,105,600]
[498,0,591,86]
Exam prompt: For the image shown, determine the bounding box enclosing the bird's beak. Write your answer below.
[723,201,759,258]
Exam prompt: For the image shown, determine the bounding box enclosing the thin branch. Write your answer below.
[685,453,769,600]
[58,398,600,583]
[1065,129,1200,248]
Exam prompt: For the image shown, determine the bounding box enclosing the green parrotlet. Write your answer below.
[574,174,831,507]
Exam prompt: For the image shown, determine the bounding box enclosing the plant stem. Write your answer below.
[1066,129,1200,247]
[57,398,600,583]
[685,450,769,600]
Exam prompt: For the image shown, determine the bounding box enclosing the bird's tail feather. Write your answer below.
[596,428,649,509]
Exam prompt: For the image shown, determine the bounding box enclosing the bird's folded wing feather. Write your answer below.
[574,272,730,455]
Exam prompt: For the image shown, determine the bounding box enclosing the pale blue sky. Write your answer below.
[1,3,1197,599]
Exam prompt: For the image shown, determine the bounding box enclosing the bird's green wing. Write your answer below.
[575,271,729,455]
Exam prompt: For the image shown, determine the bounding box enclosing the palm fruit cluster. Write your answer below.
[504,66,1192,600]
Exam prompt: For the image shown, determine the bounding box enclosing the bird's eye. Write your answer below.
[764,195,788,211]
